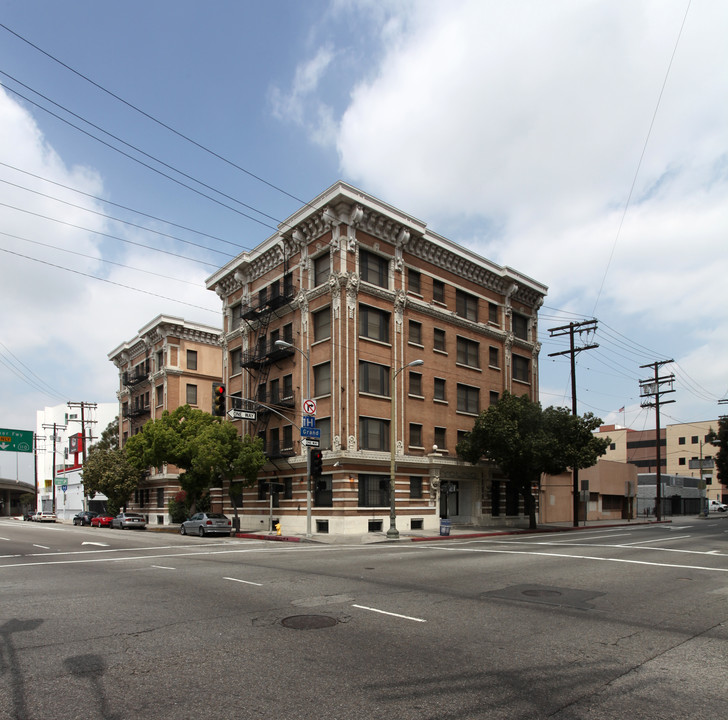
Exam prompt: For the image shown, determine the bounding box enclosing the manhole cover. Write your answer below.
[281,615,338,630]
[522,589,562,598]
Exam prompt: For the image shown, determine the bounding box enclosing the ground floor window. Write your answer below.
[358,474,388,507]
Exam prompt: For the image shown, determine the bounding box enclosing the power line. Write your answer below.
[0,78,282,232]
[0,22,313,210]
[0,246,219,315]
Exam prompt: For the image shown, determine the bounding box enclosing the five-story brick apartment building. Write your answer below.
[108,315,222,525]
[205,182,547,536]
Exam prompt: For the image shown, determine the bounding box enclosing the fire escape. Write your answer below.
[239,270,297,459]
[122,358,151,429]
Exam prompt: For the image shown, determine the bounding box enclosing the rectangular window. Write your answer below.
[410,476,423,499]
[457,384,480,414]
[186,384,197,405]
[155,385,163,407]
[282,374,293,403]
[513,355,530,383]
[434,328,446,352]
[433,279,445,303]
[314,362,331,396]
[359,418,389,451]
[489,302,499,325]
[434,378,446,402]
[691,435,699,443]
[231,391,243,410]
[358,474,389,507]
[489,346,499,368]
[156,488,165,508]
[678,457,686,466]
[282,425,293,451]
[456,337,480,368]
[314,253,330,286]
[186,350,198,371]
[512,313,529,340]
[156,349,164,370]
[313,307,331,342]
[490,391,499,406]
[230,347,242,374]
[409,372,422,397]
[409,423,423,447]
[359,305,390,343]
[434,427,447,450]
[269,377,280,404]
[408,268,421,294]
[408,320,423,345]
[316,417,332,450]
[359,361,389,396]
[456,289,478,322]
[678,437,686,445]
[360,249,388,288]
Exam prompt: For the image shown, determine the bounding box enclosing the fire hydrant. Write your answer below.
[275,521,281,536]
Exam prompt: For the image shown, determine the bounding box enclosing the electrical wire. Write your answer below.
[0,246,220,315]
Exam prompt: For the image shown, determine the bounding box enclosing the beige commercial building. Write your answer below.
[205,181,547,536]
[108,315,222,524]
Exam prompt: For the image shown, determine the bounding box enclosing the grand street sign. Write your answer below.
[0,428,34,453]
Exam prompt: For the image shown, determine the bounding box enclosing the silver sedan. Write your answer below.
[180,512,232,537]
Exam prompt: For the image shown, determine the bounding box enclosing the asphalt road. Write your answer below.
[1,517,726,720]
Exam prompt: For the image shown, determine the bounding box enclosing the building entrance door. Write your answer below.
[440,481,459,518]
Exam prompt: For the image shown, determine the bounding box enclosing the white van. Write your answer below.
[708,500,727,512]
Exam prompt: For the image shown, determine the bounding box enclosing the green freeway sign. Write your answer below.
[0,428,34,453]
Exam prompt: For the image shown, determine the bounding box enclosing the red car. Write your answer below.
[91,514,114,528]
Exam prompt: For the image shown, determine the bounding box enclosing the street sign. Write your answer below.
[300,427,321,438]
[301,438,320,447]
[303,399,317,415]
[227,408,257,421]
[61,485,68,493]
[0,428,33,453]
[302,415,316,428]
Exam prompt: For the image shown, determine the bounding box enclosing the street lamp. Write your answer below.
[274,339,312,537]
[388,358,424,539]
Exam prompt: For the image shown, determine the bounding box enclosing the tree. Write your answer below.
[93,417,120,452]
[81,446,141,515]
[457,392,610,529]
[124,405,267,514]
[707,417,728,488]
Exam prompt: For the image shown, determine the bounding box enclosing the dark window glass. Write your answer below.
[456,290,478,322]
[360,249,388,288]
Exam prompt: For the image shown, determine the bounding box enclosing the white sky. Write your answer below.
[0,0,726,464]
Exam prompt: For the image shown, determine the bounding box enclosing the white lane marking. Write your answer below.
[422,544,728,572]
[224,577,262,586]
[33,544,50,549]
[543,533,634,543]
[0,536,10,541]
[150,565,175,570]
[487,539,722,557]
[352,604,426,623]
[618,535,691,545]
[82,542,110,547]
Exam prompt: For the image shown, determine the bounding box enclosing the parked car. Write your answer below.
[23,510,39,521]
[36,511,57,523]
[708,500,727,512]
[111,513,147,530]
[91,514,114,528]
[180,512,232,537]
[73,511,98,526]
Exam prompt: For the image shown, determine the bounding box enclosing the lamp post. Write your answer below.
[388,359,424,539]
[274,339,312,536]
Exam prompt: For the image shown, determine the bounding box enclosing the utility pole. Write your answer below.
[42,422,66,513]
[67,401,98,465]
[639,360,675,522]
[548,319,599,527]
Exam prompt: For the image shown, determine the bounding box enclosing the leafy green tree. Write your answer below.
[93,417,120,452]
[81,446,141,516]
[457,392,610,529]
[707,417,728,488]
[124,405,267,515]
[19,492,36,511]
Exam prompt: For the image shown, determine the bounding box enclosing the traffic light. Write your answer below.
[212,384,226,416]
[310,448,323,478]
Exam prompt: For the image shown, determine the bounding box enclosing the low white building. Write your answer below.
[35,402,117,520]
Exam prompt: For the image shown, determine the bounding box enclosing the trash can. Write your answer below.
[440,519,451,536]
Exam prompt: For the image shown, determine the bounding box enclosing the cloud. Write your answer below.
[317,0,728,420]
[0,86,219,430]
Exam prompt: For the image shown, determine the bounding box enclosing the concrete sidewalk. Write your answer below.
[231,517,680,545]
